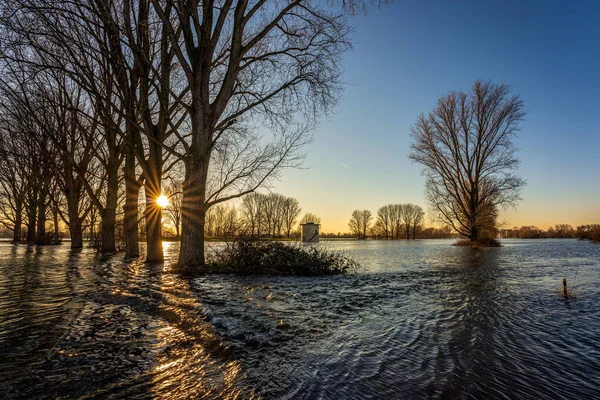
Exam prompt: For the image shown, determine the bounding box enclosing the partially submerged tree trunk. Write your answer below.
[144,191,163,262]
[12,202,22,243]
[100,162,118,253]
[143,140,164,262]
[52,206,59,242]
[35,186,48,245]
[100,207,116,253]
[178,153,209,270]
[123,151,140,258]
[26,199,37,244]
[66,189,83,248]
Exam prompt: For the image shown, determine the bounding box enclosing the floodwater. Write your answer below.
[1,239,599,399]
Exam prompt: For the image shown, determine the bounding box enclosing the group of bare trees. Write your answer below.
[0,0,356,269]
[188,192,309,239]
[239,193,302,239]
[576,225,600,243]
[500,224,598,240]
[348,210,372,240]
[0,68,99,247]
[347,204,425,240]
[374,203,425,240]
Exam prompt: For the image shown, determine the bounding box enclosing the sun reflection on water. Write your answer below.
[150,259,252,399]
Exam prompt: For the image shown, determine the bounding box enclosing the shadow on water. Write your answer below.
[0,242,250,399]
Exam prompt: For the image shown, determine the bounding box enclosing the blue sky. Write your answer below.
[270,0,600,233]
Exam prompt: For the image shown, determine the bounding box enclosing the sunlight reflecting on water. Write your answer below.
[150,271,252,399]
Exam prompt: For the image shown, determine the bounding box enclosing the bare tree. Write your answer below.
[240,192,263,237]
[150,0,352,270]
[205,203,238,238]
[411,205,425,239]
[377,204,403,239]
[410,80,526,244]
[0,113,33,242]
[391,204,404,239]
[348,209,372,239]
[238,192,299,238]
[163,179,183,238]
[300,213,321,226]
[0,65,99,248]
[0,77,57,245]
[282,197,301,239]
[0,0,141,253]
[376,205,392,239]
[400,203,415,240]
[348,210,361,239]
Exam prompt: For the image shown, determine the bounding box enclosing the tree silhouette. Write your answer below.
[410,80,526,244]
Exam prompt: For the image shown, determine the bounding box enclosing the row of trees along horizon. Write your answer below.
[0,187,455,241]
[0,2,597,271]
[1,173,596,243]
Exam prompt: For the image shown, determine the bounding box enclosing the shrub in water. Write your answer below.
[453,237,501,247]
[206,239,359,275]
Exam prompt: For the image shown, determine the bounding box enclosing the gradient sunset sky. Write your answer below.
[269,0,600,233]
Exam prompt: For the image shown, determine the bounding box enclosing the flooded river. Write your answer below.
[1,239,599,399]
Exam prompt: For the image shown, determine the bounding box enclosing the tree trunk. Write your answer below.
[123,152,140,258]
[178,200,206,270]
[89,211,96,246]
[35,187,48,245]
[53,207,59,242]
[144,140,163,262]
[65,174,84,248]
[100,207,116,252]
[100,163,118,253]
[178,155,209,271]
[13,202,22,243]
[26,202,36,244]
[470,225,479,243]
[144,191,163,262]
[69,218,83,248]
[67,192,83,248]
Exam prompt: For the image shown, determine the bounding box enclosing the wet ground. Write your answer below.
[1,239,599,399]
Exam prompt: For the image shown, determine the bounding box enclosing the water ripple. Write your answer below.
[0,239,599,399]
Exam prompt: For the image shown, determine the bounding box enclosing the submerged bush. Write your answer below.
[577,224,600,243]
[206,239,359,275]
[453,237,501,248]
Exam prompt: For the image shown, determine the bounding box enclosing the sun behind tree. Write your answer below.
[156,195,169,209]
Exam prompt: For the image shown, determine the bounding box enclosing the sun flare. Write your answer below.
[156,195,169,208]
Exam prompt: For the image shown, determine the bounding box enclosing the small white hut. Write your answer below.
[301,222,320,243]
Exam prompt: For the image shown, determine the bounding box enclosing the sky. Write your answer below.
[269,0,600,233]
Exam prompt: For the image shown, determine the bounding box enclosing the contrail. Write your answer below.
[339,163,349,168]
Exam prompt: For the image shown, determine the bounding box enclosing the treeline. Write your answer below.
[347,203,453,240]
[203,193,306,239]
[576,225,600,243]
[161,191,323,240]
[500,224,600,241]
[175,197,453,240]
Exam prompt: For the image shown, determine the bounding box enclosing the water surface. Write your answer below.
[1,239,599,399]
